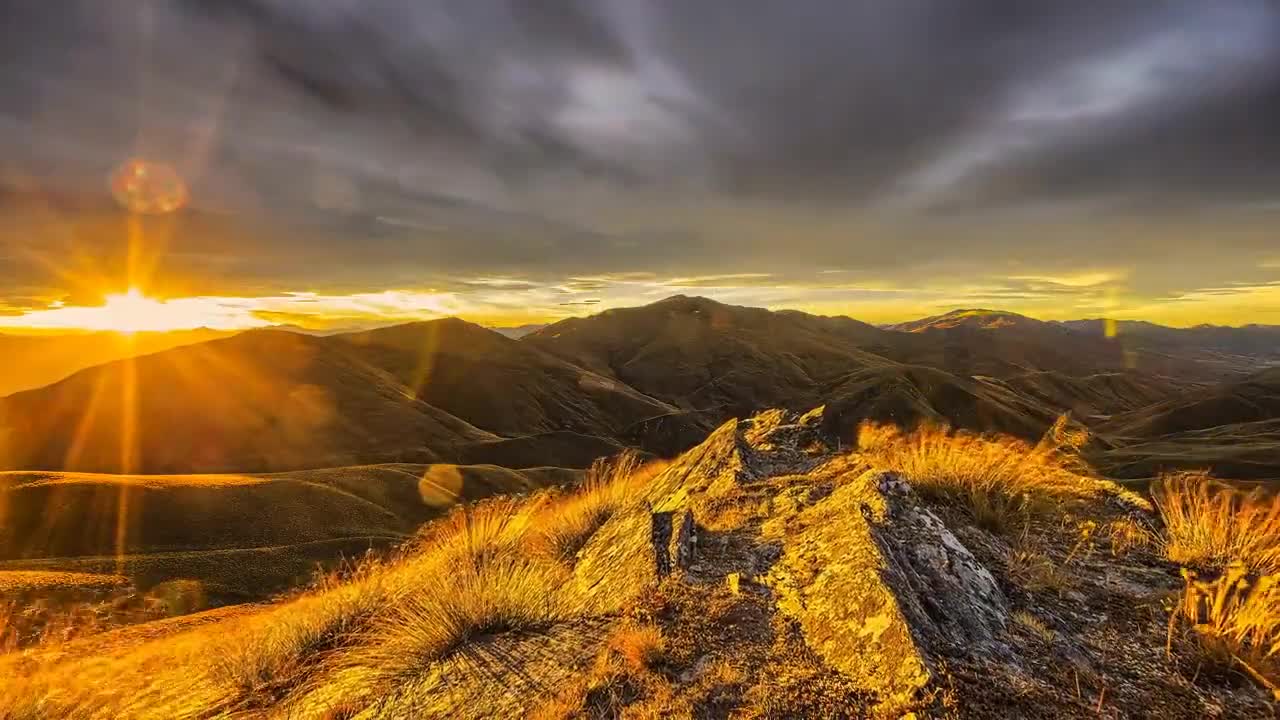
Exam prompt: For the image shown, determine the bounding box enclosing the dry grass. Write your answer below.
[0,450,670,712]
[528,624,749,720]
[1152,472,1280,574]
[1104,516,1158,557]
[0,452,660,719]
[1172,563,1280,696]
[0,578,206,654]
[608,623,666,672]
[1012,610,1057,643]
[855,416,1100,533]
[532,451,649,561]
[1006,548,1073,594]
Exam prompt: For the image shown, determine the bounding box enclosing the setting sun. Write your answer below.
[0,288,273,334]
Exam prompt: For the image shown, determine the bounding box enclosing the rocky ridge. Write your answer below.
[393,408,1273,718]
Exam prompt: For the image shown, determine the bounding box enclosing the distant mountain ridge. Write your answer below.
[2,295,1277,478]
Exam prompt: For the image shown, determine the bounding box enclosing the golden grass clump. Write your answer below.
[608,623,666,672]
[1152,472,1280,574]
[1104,516,1158,557]
[533,451,656,560]
[855,417,1099,532]
[1172,562,1280,695]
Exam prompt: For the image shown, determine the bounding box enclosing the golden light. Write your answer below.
[0,288,272,333]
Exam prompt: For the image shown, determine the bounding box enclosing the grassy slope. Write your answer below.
[993,370,1190,419]
[820,364,1058,443]
[1101,367,1280,439]
[524,295,897,418]
[1090,369,1280,481]
[0,331,496,474]
[332,318,676,437]
[1096,419,1280,481]
[0,463,578,601]
[2,417,1272,718]
[0,330,235,398]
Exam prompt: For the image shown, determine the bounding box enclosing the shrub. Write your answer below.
[1152,472,1280,574]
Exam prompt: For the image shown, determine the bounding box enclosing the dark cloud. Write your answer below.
[1,0,1279,318]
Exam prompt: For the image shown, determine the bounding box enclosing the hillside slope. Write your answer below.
[0,329,235,397]
[993,370,1188,420]
[886,309,1140,377]
[524,295,896,417]
[2,411,1268,717]
[0,463,577,601]
[1101,367,1280,439]
[0,331,496,473]
[820,365,1058,443]
[332,318,675,437]
[1091,368,1280,480]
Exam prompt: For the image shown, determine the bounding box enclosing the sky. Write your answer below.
[2,0,1280,332]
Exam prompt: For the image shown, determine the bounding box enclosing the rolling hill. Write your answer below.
[819,364,1058,443]
[523,295,897,418]
[992,370,1190,420]
[0,463,578,602]
[1095,419,1280,481]
[885,304,1274,379]
[2,297,1276,479]
[0,331,496,474]
[0,329,234,397]
[332,318,675,437]
[885,308,1142,378]
[1090,368,1280,480]
[1100,367,1280,439]
[1064,319,1280,359]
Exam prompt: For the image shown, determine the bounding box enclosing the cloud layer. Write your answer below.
[2,0,1279,326]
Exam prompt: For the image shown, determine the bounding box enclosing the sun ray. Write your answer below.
[116,347,140,573]
[63,366,112,471]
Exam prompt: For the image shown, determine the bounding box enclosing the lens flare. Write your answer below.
[109,159,188,214]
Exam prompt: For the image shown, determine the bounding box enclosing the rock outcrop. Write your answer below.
[573,505,699,614]
[769,470,1010,707]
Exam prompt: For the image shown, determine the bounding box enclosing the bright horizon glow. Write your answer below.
[0,288,275,334]
[0,279,1276,335]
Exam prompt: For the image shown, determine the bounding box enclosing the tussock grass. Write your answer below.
[1104,517,1158,557]
[0,452,658,719]
[1006,548,1072,594]
[608,622,666,672]
[532,451,656,561]
[855,416,1099,532]
[1011,610,1056,643]
[529,624,674,720]
[1152,472,1280,574]
[1173,563,1280,695]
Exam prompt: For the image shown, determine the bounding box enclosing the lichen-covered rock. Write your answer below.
[646,418,765,510]
[668,508,697,570]
[768,470,1009,708]
[743,406,832,458]
[574,505,698,613]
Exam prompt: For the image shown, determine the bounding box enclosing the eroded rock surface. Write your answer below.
[768,470,1010,707]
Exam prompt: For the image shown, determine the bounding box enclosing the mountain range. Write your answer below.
[1,295,1275,481]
